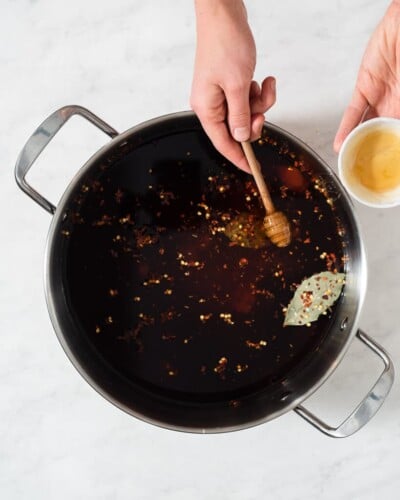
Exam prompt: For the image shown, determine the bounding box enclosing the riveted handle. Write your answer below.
[15,105,119,214]
[295,330,394,438]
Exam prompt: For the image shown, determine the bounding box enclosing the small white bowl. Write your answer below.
[338,117,400,208]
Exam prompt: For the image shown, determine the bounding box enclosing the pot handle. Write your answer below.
[15,105,119,214]
[294,330,394,438]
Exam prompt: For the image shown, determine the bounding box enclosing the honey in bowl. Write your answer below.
[339,118,400,207]
[353,129,400,192]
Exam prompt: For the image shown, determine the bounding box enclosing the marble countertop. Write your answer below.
[1,0,400,498]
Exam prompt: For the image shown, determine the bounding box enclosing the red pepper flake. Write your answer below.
[90,180,103,193]
[244,320,255,326]
[159,190,175,205]
[165,363,178,376]
[161,333,177,341]
[245,339,267,350]
[179,258,205,270]
[117,324,143,350]
[220,313,234,325]
[138,313,154,326]
[300,291,313,308]
[93,215,113,227]
[235,363,248,373]
[200,313,213,323]
[71,212,84,224]
[134,228,159,248]
[214,356,228,376]
[160,310,177,323]
[254,288,275,299]
[114,189,124,203]
[119,214,134,225]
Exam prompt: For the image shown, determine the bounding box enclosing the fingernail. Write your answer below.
[233,127,250,142]
[333,139,341,153]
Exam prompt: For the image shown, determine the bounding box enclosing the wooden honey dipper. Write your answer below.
[241,141,291,248]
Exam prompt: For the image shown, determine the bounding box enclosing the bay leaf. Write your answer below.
[284,271,345,327]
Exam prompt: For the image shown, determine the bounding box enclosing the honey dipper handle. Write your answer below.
[241,141,275,215]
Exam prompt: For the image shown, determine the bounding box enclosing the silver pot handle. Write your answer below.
[15,105,119,214]
[294,330,394,438]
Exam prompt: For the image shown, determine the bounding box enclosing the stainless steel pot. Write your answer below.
[15,105,394,437]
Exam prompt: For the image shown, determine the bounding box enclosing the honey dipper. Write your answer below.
[241,140,291,248]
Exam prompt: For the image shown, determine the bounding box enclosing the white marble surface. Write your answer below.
[1,0,400,498]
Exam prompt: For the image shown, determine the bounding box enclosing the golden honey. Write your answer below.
[351,129,400,193]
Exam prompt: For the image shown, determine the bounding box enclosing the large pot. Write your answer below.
[15,105,394,437]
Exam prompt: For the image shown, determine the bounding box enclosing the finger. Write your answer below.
[260,76,277,111]
[249,81,265,139]
[248,77,277,139]
[250,76,276,114]
[191,82,251,172]
[224,82,252,142]
[249,80,261,99]
[250,113,265,141]
[334,88,369,153]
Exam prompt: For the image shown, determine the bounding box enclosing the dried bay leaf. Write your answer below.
[284,271,345,327]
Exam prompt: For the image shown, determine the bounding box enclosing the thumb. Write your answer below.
[225,83,252,142]
[334,88,368,153]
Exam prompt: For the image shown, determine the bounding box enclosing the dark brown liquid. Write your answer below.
[63,130,345,403]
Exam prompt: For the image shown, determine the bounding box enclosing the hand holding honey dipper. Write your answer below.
[191,0,400,186]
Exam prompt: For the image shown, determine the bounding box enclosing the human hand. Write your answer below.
[334,1,400,152]
[191,0,276,172]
